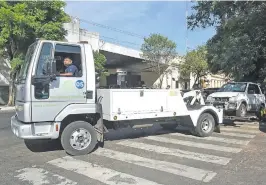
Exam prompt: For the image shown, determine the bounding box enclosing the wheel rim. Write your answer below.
[240,105,246,117]
[70,128,92,150]
[201,118,212,133]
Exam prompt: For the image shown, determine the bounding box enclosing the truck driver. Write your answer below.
[60,57,78,77]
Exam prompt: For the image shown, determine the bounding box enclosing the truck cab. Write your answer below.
[12,39,98,138]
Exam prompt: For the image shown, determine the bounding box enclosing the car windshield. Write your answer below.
[17,42,37,82]
[218,83,247,92]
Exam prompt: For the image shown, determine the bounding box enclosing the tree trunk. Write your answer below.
[7,80,14,106]
[7,71,17,106]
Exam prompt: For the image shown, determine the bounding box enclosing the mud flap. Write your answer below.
[94,102,105,147]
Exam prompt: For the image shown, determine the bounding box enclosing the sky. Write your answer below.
[65,1,216,56]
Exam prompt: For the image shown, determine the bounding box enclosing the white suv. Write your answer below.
[206,82,265,118]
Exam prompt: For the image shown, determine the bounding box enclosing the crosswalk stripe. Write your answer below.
[169,133,250,145]
[48,156,163,185]
[117,140,231,165]
[15,167,77,185]
[221,127,260,134]
[145,135,242,153]
[217,132,256,138]
[93,148,217,182]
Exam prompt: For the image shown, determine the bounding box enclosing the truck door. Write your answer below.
[31,41,87,122]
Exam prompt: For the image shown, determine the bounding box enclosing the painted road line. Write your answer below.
[218,132,256,138]
[220,127,260,134]
[48,156,163,185]
[15,167,77,185]
[169,133,250,145]
[145,135,242,153]
[93,148,217,182]
[117,140,231,165]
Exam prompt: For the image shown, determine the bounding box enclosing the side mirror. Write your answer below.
[43,59,56,81]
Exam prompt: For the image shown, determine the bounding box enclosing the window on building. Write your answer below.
[175,81,179,88]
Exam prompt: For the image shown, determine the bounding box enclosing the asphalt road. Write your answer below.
[1,111,266,185]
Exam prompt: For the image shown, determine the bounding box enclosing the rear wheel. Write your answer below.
[194,113,215,137]
[61,121,98,156]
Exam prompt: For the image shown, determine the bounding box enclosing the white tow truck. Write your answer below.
[11,39,223,156]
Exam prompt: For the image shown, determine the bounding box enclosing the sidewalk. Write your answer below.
[0,106,15,112]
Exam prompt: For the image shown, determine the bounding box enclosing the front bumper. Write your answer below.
[11,115,61,140]
[206,101,238,111]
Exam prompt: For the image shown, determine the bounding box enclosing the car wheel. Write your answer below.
[236,103,247,117]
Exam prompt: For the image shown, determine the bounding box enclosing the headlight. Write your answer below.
[229,96,237,102]
[207,96,214,101]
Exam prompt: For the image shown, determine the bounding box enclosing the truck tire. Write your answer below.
[194,113,215,137]
[61,121,98,156]
[236,103,247,117]
[160,123,178,130]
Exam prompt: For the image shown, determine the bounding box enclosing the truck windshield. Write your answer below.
[218,83,247,92]
[17,42,37,83]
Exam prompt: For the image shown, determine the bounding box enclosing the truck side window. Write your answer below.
[34,42,53,100]
[54,44,82,77]
[248,84,258,94]
[35,42,53,76]
[254,85,260,94]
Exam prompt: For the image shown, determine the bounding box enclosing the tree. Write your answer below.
[93,50,108,76]
[0,1,70,105]
[140,33,177,88]
[179,45,208,87]
[187,1,266,82]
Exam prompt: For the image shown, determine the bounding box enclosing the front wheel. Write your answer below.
[61,121,98,156]
[236,103,247,117]
[194,113,215,137]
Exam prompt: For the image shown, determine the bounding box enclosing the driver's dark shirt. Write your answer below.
[65,64,78,76]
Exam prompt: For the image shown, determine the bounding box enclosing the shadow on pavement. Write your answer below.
[259,121,266,133]
[104,125,193,142]
[24,139,63,153]
[23,125,192,153]
[222,118,259,128]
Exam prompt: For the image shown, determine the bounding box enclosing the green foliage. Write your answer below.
[93,50,108,76]
[10,55,23,71]
[187,1,266,82]
[179,45,208,84]
[0,1,69,105]
[141,33,177,88]
[0,0,70,60]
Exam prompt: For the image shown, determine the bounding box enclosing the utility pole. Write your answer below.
[185,0,189,53]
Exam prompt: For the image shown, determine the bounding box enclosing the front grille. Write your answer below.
[214,97,229,102]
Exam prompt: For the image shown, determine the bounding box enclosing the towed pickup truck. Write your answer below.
[205,82,265,119]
